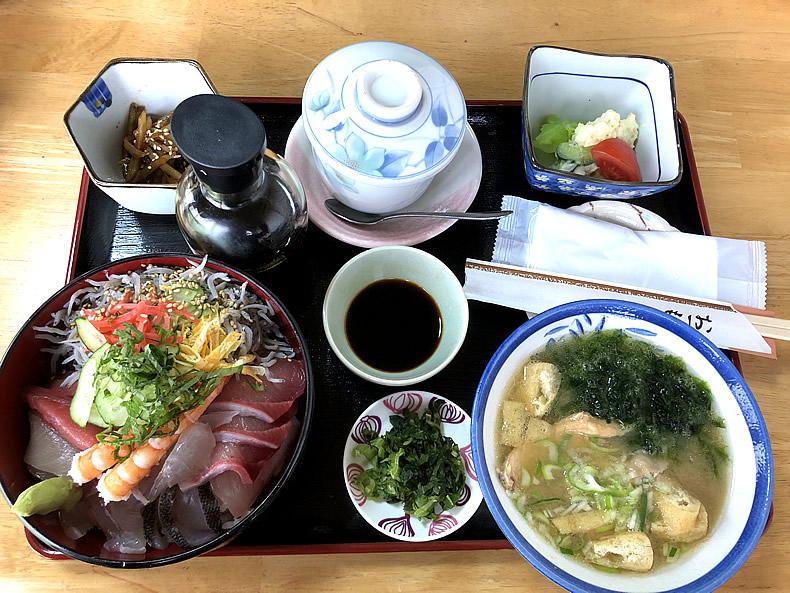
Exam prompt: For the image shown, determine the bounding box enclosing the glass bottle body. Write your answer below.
[175,154,308,273]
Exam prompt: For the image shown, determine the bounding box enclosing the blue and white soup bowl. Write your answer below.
[472,300,772,593]
[302,41,467,214]
[522,46,683,200]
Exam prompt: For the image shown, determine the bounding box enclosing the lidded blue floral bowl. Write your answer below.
[302,41,468,213]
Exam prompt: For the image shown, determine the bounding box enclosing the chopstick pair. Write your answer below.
[741,314,790,342]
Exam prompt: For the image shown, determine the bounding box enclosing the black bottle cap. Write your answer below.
[171,94,266,193]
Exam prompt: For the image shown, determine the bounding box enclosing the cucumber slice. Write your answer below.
[556,141,593,165]
[170,286,204,316]
[70,343,110,427]
[170,286,203,302]
[75,317,106,352]
[87,404,107,428]
[92,376,128,426]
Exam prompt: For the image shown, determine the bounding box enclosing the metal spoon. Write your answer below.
[325,198,512,225]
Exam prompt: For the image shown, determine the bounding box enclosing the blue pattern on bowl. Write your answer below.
[303,42,466,182]
[81,77,112,118]
[472,299,773,593]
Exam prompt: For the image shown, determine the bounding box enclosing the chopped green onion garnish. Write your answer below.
[638,491,648,531]
[592,564,620,574]
[559,547,574,555]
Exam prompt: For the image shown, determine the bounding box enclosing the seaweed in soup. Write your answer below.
[536,330,721,461]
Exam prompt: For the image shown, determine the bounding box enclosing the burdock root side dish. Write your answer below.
[121,102,186,184]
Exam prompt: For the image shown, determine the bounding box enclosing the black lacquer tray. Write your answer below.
[30,100,713,557]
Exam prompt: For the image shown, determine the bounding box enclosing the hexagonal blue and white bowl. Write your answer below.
[522,46,683,199]
[472,299,772,593]
[64,58,217,215]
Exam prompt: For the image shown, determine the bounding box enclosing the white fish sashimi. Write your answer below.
[59,497,96,540]
[170,486,224,548]
[82,493,146,556]
[105,498,147,555]
[24,412,80,479]
[147,422,216,501]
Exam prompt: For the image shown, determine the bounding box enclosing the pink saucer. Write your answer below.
[284,117,483,248]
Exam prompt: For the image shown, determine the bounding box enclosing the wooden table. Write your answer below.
[0,1,787,591]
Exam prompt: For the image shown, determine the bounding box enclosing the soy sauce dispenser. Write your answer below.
[171,94,307,272]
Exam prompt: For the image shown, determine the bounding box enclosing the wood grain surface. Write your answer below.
[0,1,788,591]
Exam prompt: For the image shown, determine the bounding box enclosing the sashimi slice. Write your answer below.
[211,418,301,518]
[200,410,240,429]
[179,442,278,490]
[209,357,305,422]
[59,497,96,540]
[213,407,296,448]
[105,498,147,555]
[25,412,80,478]
[169,486,224,548]
[25,385,101,450]
[145,422,216,502]
[207,398,295,424]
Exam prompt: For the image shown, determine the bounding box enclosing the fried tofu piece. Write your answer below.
[551,510,610,534]
[524,417,552,443]
[552,412,624,439]
[650,476,708,543]
[500,400,530,447]
[516,362,561,417]
[584,532,654,572]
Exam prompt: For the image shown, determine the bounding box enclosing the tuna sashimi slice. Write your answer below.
[213,407,296,448]
[25,384,101,450]
[209,357,306,423]
[218,357,305,402]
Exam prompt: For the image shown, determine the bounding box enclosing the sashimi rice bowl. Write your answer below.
[0,254,313,566]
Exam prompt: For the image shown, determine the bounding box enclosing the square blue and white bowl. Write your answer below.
[522,46,683,199]
[471,300,772,592]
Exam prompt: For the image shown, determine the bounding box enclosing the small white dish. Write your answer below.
[322,246,469,386]
[64,58,217,215]
[285,116,482,247]
[302,41,467,213]
[342,391,483,542]
[569,200,678,231]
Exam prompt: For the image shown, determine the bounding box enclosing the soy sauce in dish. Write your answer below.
[345,279,442,373]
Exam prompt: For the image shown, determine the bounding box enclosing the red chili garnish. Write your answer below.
[81,299,195,352]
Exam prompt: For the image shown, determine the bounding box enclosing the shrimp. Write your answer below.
[95,376,230,503]
[69,439,131,485]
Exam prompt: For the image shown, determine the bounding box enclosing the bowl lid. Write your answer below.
[302,41,466,180]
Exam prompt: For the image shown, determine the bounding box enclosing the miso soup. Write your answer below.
[495,330,729,573]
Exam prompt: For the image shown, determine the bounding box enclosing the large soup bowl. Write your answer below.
[0,254,314,567]
[472,299,772,593]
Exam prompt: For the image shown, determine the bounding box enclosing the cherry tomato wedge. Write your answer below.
[590,138,641,182]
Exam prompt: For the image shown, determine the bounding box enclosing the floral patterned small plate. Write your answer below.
[285,117,482,248]
[342,391,483,542]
